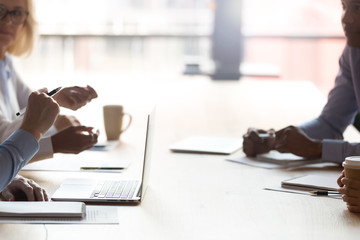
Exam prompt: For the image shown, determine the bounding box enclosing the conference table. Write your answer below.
[2,76,360,240]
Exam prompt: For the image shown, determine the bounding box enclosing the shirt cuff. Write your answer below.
[43,125,58,137]
[322,139,344,165]
[32,137,54,161]
[7,129,39,161]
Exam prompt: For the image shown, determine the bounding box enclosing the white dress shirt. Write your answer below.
[0,53,56,160]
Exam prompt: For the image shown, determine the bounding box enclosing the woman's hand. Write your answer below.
[53,85,98,111]
[0,175,49,201]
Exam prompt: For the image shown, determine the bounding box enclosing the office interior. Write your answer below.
[5,1,360,238]
[14,0,345,96]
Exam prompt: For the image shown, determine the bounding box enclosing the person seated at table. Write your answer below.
[1,90,59,201]
[0,0,99,161]
[242,0,360,212]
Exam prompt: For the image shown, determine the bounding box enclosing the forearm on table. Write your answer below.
[0,130,39,191]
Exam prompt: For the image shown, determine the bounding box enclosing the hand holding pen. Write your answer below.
[16,87,62,117]
[19,91,60,141]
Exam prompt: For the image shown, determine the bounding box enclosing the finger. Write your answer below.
[37,88,48,94]
[74,119,81,126]
[91,132,99,143]
[72,87,94,101]
[69,95,87,108]
[89,133,95,143]
[1,189,15,201]
[347,205,360,213]
[340,186,360,198]
[72,126,95,132]
[28,180,45,201]
[343,195,360,206]
[257,129,267,134]
[247,128,257,134]
[86,85,98,98]
[342,194,360,205]
[342,178,360,190]
[20,184,35,201]
[43,189,49,201]
[248,131,262,142]
[338,176,345,187]
[337,172,345,187]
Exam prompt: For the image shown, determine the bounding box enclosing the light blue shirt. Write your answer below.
[0,129,39,191]
[299,45,360,164]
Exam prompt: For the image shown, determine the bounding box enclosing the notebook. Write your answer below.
[256,151,320,167]
[170,136,242,155]
[0,202,85,218]
[281,174,340,191]
[51,110,154,204]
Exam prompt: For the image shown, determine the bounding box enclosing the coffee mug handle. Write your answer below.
[121,113,132,133]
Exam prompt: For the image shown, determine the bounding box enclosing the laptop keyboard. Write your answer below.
[90,180,139,199]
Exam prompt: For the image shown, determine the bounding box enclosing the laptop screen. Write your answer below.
[139,109,155,199]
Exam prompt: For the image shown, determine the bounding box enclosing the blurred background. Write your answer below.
[15,0,345,95]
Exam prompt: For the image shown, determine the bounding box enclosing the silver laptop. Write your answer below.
[51,111,154,204]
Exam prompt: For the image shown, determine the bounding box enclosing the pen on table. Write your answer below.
[80,167,124,170]
[15,87,62,117]
[310,190,341,196]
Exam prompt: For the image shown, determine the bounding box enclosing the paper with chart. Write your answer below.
[0,205,119,224]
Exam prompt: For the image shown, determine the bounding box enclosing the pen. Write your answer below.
[80,167,124,170]
[46,86,62,96]
[310,190,341,196]
[16,87,62,117]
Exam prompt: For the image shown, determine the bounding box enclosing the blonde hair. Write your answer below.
[7,0,37,57]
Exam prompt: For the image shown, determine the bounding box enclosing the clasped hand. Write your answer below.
[243,126,322,158]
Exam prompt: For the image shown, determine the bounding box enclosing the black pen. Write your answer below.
[80,167,124,170]
[46,86,62,96]
[310,190,341,196]
[16,87,62,117]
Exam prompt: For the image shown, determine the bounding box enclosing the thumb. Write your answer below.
[74,126,94,132]
[37,88,48,94]
[1,189,15,201]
